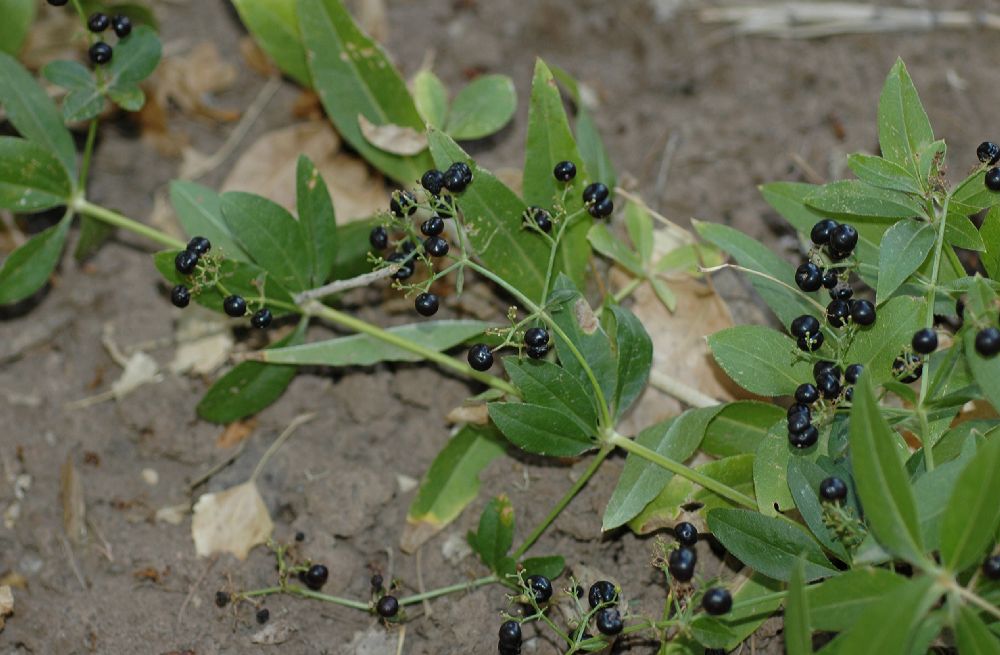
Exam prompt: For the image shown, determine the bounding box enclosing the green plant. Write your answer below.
[1,1,999,652]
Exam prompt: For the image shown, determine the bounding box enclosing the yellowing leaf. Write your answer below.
[191,481,273,560]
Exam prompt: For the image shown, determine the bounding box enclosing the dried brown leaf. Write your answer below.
[0,585,12,631]
[192,481,273,560]
[61,457,86,544]
[239,36,277,78]
[151,42,239,122]
[251,620,296,645]
[357,114,427,156]
[445,404,490,425]
[216,419,258,449]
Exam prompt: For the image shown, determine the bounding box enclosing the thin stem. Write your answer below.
[648,370,720,408]
[609,433,757,509]
[955,584,1000,622]
[511,446,612,560]
[294,265,400,303]
[540,208,586,307]
[701,263,828,315]
[612,276,643,303]
[78,120,98,189]
[249,413,316,484]
[287,585,372,611]
[398,575,497,606]
[73,199,187,249]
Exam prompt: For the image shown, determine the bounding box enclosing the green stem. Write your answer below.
[397,575,497,606]
[511,446,612,560]
[287,585,372,610]
[78,120,98,189]
[73,198,187,249]
[609,433,757,509]
[539,208,586,307]
[612,276,643,304]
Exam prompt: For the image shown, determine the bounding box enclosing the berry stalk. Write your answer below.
[73,198,187,249]
[396,575,497,606]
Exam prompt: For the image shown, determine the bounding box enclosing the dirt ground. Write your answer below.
[0,1,995,653]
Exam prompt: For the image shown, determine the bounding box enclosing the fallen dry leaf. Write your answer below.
[445,403,490,425]
[251,620,296,645]
[0,585,12,631]
[192,482,273,560]
[357,114,427,156]
[61,457,86,544]
[240,36,278,77]
[0,572,27,589]
[111,352,162,400]
[155,503,189,526]
[216,419,258,449]
[170,311,234,376]
[151,42,239,122]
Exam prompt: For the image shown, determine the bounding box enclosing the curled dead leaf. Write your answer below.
[251,620,296,645]
[357,114,428,156]
[192,482,273,560]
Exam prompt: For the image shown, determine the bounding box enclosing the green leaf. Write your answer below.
[875,218,935,304]
[153,250,296,313]
[232,0,310,86]
[982,207,1000,279]
[549,276,616,403]
[548,64,617,191]
[106,83,144,112]
[295,155,337,286]
[522,59,590,291]
[259,319,492,365]
[702,401,783,457]
[785,558,812,655]
[805,180,926,219]
[0,213,71,305]
[427,128,547,302]
[914,437,976,551]
[689,617,737,649]
[849,371,924,562]
[603,408,720,530]
[0,52,77,177]
[951,169,1000,215]
[624,201,653,264]
[487,402,593,457]
[944,212,985,251]
[297,0,431,184]
[445,74,516,140]
[103,25,161,109]
[965,317,1000,413]
[0,0,34,56]
[503,358,598,432]
[707,325,811,396]
[411,68,447,129]
[404,424,506,551]
[955,604,1000,654]
[806,568,907,631]
[714,572,784,650]
[0,137,73,211]
[847,153,923,194]
[220,191,310,291]
[330,216,381,279]
[649,277,677,312]
[469,495,514,573]
[42,60,103,123]
[787,458,849,559]
[607,304,652,419]
[169,181,250,262]
[706,508,837,582]
[587,223,643,275]
[831,576,937,655]
[521,555,564,581]
[754,420,825,515]
[197,319,307,423]
[694,220,816,326]
[844,295,925,385]
[877,58,934,179]
[939,435,1000,572]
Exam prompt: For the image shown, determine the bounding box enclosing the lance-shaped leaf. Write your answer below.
[295,155,337,286]
[221,191,310,292]
[708,325,812,396]
[549,64,617,192]
[784,558,812,655]
[702,401,783,457]
[488,402,593,457]
[468,495,514,575]
[847,153,922,194]
[0,137,72,212]
[875,218,935,304]
[954,604,1000,654]
[170,181,250,262]
[606,304,652,419]
[939,435,1000,572]
[233,0,310,86]
[0,212,71,305]
[806,568,907,631]
[445,74,516,140]
[503,357,598,433]
[844,295,925,385]
[877,58,934,179]
[827,576,938,655]
[548,275,616,403]
[805,180,926,219]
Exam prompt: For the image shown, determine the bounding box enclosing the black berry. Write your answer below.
[978,142,1000,164]
[89,42,113,65]
[668,546,697,582]
[795,262,823,292]
[813,360,841,381]
[421,216,445,236]
[376,595,399,618]
[387,253,414,280]
[389,190,417,217]
[816,371,841,399]
[370,574,383,590]
[987,168,1000,192]
[553,160,577,182]
[424,236,449,257]
[170,285,191,308]
[790,315,821,339]
[111,14,132,38]
[174,249,199,275]
[295,531,305,542]
[983,555,1000,580]
[525,206,552,233]
[47,0,69,5]
[301,564,329,590]
[582,182,609,204]
[215,591,230,607]
[830,286,854,301]
[797,332,824,352]
[795,383,819,405]
[844,363,863,385]
[524,327,549,348]
[251,308,272,329]
[527,345,549,360]
[588,580,617,608]
[819,476,848,502]
[595,607,624,636]
[826,300,851,328]
[675,521,698,547]
[499,620,522,647]
[844,386,854,402]
[256,607,270,624]
[223,295,246,317]
[369,226,389,250]
[850,299,876,326]
[702,588,732,616]
[810,219,838,245]
[421,169,445,195]
[911,328,937,354]
[444,162,472,192]
[787,410,811,435]
[187,236,211,255]
[468,344,493,371]
[789,424,819,449]
[975,327,1000,357]
[829,224,859,254]
[414,292,439,316]
[588,197,614,218]
[88,12,110,32]
[527,575,553,603]
[787,403,810,420]
[893,352,923,383]
[821,269,839,289]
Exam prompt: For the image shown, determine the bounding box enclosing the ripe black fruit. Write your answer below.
[527,575,553,603]
[524,327,549,348]
[369,226,388,250]
[826,299,851,328]
[787,403,810,420]
[553,160,577,182]
[498,620,522,647]
[376,595,399,618]
[588,197,614,218]
[111,14,132,38]
[795,262,823,292]
[421,216,444,236]
[387,253,414,280]
[89,42,113,65]
[468,344,493,371]
[171,285,191,308]
[789,424,819,449]
[830,286,853,301]
[595,607,624,636]
[88,12,110,32]
[795,383,819,405]
[389,190,417,217]
[414,292,439,317]
[251,308,272,329]
[819,476,848,502]
[810,219,838,245]
[424,236,449,257]
[829,224,859,253]
[444,162,472,192]
[223,295,246,317]
[48,0,69,5]
[821,269,839,289]
[983,555,1000,580]
[911,328,937,354]
[370,574,383,590]
[668,546,697,582]
[675,521,698,547]
[702,588,733,616]
[215,591,230,607]
[975,327,1000,357]
[421,169,445,195]
[791,315,821,339]
[525,206,552,233]
[816,371,841,399]
[813,360,841,381]
[256,608,270,624]
[850,299,876,326]
[175,249,198,275]
[893,352,923,383]
[187,236,211,255]
[588,580,617,608]
[986,168,1000,192]
[582,182,609,204]
[844,363,863,384]
[787,410,811,435]
[978,141,1000,164]
[527,345,549,359]
[301,564,329,590]
[797,333,824,352]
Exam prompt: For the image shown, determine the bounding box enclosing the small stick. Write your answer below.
[648,370,720,408]
[250,413,317,484]
[294,265,400,304]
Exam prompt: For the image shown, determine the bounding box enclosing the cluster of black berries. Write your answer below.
[787,362,863,448]
[86,11,133,65]
[978,141,1000,191]
[551,160,614,219]
[466,326,551,373]
[422,161,473,195]
[664,521,732,616]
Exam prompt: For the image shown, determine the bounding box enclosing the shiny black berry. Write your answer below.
[251,308,272,329]
[911,328,937,354]
[826,300,851,328]
[468,344,493,371]
[174,250,198,275]
[369,226,388,250]
[527,575,553,603]
[810,219,838,245]
[668,546,697,582]
[789,424,819,449]
[295,531,306,542]
[223,295,246,317]
[791,315,821,339]
[984,555,1000,580]
[170,285,191,308]
[675,521,698,547]
[588,580,617,608]
[795,262,823,292]
[987,168,1000,192]
[553,160,577,182]
[524,327,549,348]
[414,292,439,317]
[813,360,841,381]
[596,607,624,636]
[797,333,824,352]
[499,620,522,647]
[215,591,230,607]
[301,564,329,590]
[829,224,858,254]
[816,371,841,399]
[788,403,810,420]
[975,327,1000,357]
[376,595,399,618]
[795,383,819,405]
[421,169,445,195]
[978,141,1000,165]
[389,190,417,217]
[844,363,863,384]
[702,588,732,616]
[527,345,549,359]
[850,299,876,326]
[421,216,444,236]
[88,12,110,32]
[187,236,211,255]
[582,182,609,204]
[893,352,923,383]
[256,607,270,624]
[47,0,69,5]
[588,197,613,218]
[423,236,449,257]
[111,14,132,38]
[830,286,853,301]
[525,206,552,233]
[819,476,848,502]
[787,410,811,435]
[444,162,472,192]
[89,42,113,65]
[387,253,414,280]
[821,269,839,289]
